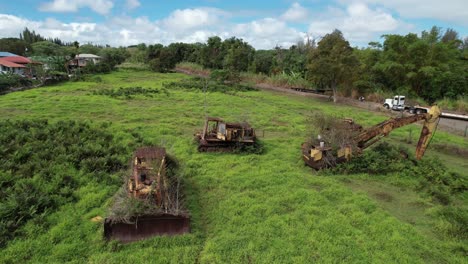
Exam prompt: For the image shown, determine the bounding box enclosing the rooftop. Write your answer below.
[0,52,19,57]
[76,54,101,58]
[0,58,25,68]
[1,56,31,64]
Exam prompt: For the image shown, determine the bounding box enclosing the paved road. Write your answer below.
[439,117,468,136]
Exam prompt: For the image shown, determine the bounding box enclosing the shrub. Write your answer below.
[92,86,160,99]
[326,142,467,205]
[0,120,137,246]
[163,77,257,93]
[0,73,32,91]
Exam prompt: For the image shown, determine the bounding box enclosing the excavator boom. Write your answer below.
[415,105,441,159]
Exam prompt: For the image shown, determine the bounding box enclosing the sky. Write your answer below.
[0,0,467,49]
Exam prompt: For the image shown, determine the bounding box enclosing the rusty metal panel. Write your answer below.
[104,214,190,243]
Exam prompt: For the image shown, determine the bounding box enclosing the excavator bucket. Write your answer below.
[104,214,190,243]
[416,105,441,160]
[104,147,190,243]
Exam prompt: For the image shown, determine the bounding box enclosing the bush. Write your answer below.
[163,77,257,93]
[326,142,467,204]
[92,86,160,99]
[0,120,137,247]
[0,73,32,91]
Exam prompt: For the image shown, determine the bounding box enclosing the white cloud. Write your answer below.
[309,3,407,44]
[0,2,417,49]
[39,0,114,15]
[233,18,306,49]
[125,0,140,10]
[281,2,308,22]
[160,8,226,32]
[339,0,468,26]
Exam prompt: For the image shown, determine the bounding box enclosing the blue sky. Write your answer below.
[0,0,466,49]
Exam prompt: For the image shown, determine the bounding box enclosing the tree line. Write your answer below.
[129,27,467,103]
[0,26,466,102]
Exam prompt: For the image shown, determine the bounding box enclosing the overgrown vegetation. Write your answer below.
[0,120,132,246]
[0,70,466,263]
[163,77,257,93]
[92,86,162,99]
[107,154,186,223]
[0,73,32,92]
[326,142,467,239]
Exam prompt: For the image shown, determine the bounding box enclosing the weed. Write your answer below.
[92,86,160,99]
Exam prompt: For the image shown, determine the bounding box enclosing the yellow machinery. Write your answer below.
[302,105,441,169]
[195,117,256,152]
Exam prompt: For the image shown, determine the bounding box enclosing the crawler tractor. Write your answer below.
[104,147,189,243]
[302,105,441,170]
[195,117,256,152]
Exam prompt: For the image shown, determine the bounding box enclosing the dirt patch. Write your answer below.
[374,192,394,202]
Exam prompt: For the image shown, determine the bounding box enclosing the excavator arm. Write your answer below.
[355,105,441,159]
[415,105,441,159]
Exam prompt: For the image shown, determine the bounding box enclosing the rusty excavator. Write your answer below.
[104,147,190,243]
[302,105,442,170]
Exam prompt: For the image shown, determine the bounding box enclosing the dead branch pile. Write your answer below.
[107,155,186,224]
[307,113,362,165]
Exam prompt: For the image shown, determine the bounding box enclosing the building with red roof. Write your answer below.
[1,56,32,64]
[0,55,41,77]
[0,58,26,75]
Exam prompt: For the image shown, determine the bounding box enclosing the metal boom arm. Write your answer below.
[354,105,441,159]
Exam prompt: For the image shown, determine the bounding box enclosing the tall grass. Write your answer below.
[437,96,468,113]
[0,69,466,263]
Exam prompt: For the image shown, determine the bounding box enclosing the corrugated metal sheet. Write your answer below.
[1,56,31,64]
[0,58,25,68]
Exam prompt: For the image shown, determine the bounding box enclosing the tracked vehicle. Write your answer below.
[195,117,256,152]
[302,105,441,170]
[104,147,189,243]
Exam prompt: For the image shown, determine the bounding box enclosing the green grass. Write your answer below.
[0,69,466,263]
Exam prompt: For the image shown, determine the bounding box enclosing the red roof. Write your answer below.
[1,56,31,64]
[0,58,25,68]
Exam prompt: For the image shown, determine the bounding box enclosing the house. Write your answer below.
[68,54,101,69]
[0,58,25,75]
[0,55,42,77]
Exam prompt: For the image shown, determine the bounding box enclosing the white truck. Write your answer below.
[383,95,428,114]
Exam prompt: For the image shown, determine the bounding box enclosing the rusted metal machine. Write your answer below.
[104,147,189,243]
[302,105,441,170]
[195,117,256,152]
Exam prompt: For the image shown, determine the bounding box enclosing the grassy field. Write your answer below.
[0,69,466,263]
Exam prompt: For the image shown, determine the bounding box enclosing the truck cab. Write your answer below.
[384,95,405,111]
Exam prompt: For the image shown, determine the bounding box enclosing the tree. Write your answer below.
[148,47,176,72]
[251,50,275,74]
[223,37,254,73]
[31,41,62,56]
[307,29,358,102]
[201,36,225,69]
[79,44,101,55]
[0,38,30,56]
[441,28,459,43]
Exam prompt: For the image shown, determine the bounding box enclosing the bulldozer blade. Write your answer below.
[104,214,190,243]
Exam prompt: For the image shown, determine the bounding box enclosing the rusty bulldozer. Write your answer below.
[195,117,256,152]
[104,147,189,243]
[302,105,442,170]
